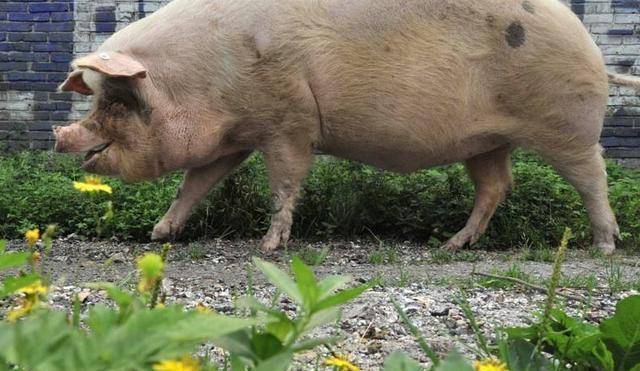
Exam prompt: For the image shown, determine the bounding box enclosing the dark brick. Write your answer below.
[29,122,54,131]
[0,22,33,32]
[29,3,70,13]
[95,22,117,33]
[605,148,640,158]
[33,62,71,72]
[49,33,73,42]
[50,112,70,121]
[34,22,74,32]
[8,13,50,22]
[33,103,58,111]
[51,13,73,22]
[28,131,55,141]
[8,32,47,42]
[0,62,28,71]
[30,140,54,150]
[0,4,28,12]
[48,92,73,101]
[55,102,72,110]
[33,42,72,52]
[48,72,68,82]
[6,72,47,82]
[95,12,116,23]
[51,53,73,62]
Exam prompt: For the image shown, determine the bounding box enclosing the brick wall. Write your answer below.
[1,0,639,165]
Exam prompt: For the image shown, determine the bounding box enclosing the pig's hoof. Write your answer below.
[259,236,281,252]
[597,242,616,256]
[151,219,176,241]
[441,241,461,253]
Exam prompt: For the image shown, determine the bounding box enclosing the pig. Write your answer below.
[54,0,640,254]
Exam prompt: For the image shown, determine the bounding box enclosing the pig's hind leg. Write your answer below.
[259,138,314,252]
[442,146,513,252]
[151,152,251,241]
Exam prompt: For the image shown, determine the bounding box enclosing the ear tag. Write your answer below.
[99,53,111,61]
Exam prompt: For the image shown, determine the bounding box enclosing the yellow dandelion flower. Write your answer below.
[155,303,166,309]
[195,302,212,314]
[474,359,508,371]
[16,280,48,296]
[325,355,360,371]
[25,229,40,247]
[6,298,35,322]
[73,176,112,194]
[153,355,200,371]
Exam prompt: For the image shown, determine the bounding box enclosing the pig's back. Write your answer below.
[287,0,606,170]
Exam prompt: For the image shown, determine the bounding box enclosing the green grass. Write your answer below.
[295,246,330,266]
[1,150,639,252]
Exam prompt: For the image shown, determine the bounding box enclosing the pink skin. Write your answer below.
[53,124,109,154]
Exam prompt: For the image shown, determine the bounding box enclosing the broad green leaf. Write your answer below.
[318,275,352,301]
[499,339,553,371]
[315,284,368,312]
[253,351,293,371]
[0,252,29,271]
[434,349,473,371]
[291,256,318,309]
[0,240,6,254]
[304,307,340,333]
[383,351,424,371]
[251,333,284,361]
[253,257,303,305]
[266,320,295,344]
[167,313,261,341]
[236,296,290,322]
[0,274,40,297]
[214,330,258,361]
[600,295,640,370]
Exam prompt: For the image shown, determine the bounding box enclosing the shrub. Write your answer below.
[0,150,638,250]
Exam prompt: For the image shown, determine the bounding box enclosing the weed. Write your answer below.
[2,151,639,252]
[296,246,330,266]
[187,242,205,260]
[522,247,555,263]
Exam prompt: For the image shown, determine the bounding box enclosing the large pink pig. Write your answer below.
[55,0,640,253]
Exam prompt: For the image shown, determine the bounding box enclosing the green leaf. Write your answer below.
[253,351,293,371]
[383,351,424,371]
[434,349,473,371]
[253,257,303,305]
[304,307,340,334]
[291,256,319,309]
[499,339,553,371]
[0,274,40,297]
[0,240,6,254]
[600,295,640,370]
[214,330,258,361]
[317,275,352,301]
[251,333,284,360]
[315,284,368,312]
[266,320,295,344]
[0,252,30,271]
[236,296,290,322]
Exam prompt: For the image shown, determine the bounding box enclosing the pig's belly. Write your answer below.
[318,126,505,173]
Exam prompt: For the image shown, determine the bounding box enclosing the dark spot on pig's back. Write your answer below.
[522,0,535,14]
[505,21,526,48]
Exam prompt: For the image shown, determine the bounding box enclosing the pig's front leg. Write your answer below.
[260,139,314,251]
[151,152,251,241]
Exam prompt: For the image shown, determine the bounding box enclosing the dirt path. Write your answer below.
[4,238,640,369]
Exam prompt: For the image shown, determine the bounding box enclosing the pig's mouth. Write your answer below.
[83,142,112,166]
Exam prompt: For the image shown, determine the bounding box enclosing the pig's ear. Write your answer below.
[73,51,147,79]
[59,70,94,95]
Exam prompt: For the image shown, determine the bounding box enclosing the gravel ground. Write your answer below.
[3,238,640,369]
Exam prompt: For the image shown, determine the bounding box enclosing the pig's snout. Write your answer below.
[53,124,108,153]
